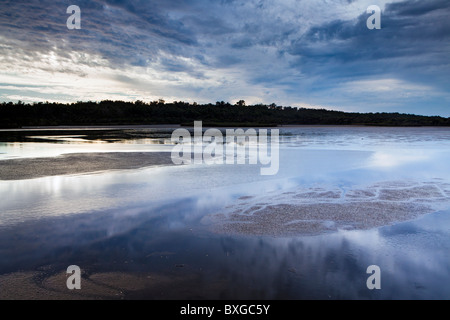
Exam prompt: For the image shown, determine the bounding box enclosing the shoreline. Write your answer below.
[0,124,182,132]
[2,124,450,132]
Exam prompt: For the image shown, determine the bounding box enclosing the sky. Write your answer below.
[0,0,449,116]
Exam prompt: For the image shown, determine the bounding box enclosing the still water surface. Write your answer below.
[0,126,449,299]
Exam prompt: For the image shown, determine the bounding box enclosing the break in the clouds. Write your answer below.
[0,0,449,116]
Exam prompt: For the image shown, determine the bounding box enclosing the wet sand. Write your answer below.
[203,181,450,236]
[0,269,227,300]
[0,152,175,180]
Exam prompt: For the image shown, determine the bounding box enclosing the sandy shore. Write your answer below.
[0,152,175,180]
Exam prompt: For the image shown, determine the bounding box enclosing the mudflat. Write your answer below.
[0,152,175,180]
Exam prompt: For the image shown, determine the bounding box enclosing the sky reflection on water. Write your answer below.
[0,126,449,299]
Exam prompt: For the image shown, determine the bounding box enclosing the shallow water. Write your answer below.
[0,126,449,299]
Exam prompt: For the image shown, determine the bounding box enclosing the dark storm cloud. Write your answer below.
[387,0,449,16]
[287,0,450,87]
[0,0,298,68]
[0,0,201,68]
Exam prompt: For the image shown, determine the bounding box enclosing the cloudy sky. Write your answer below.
[0,0,449,116]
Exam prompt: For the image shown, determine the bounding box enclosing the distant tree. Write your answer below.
[236,100,246,107]
[1,99,450,128]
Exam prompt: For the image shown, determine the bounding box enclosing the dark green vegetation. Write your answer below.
[1,100,450,128]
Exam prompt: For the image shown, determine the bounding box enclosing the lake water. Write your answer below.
[0,126,449,299]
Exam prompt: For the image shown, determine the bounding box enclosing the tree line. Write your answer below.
[1,100,449,128]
